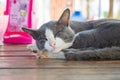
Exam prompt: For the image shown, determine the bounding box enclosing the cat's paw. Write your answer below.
[36,50,48,59]
[27,44,38,53]
[36,50,66,59]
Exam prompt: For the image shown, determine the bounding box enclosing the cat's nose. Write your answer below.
[49,41,56,48]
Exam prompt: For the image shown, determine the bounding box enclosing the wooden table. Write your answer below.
[0,44,120,80]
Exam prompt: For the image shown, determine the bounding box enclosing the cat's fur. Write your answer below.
[22,8,120,60]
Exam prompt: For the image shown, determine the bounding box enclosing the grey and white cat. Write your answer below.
[22,8,120,60]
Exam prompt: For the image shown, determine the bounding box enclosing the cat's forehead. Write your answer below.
[39,21,64,32]
[40,21,57,29]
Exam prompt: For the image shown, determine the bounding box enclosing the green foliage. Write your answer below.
[104,11,109,18]
[116,10,120,19]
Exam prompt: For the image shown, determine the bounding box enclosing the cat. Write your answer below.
[22,8,120,60]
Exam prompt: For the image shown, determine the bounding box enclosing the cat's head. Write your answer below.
[22,8,75,53]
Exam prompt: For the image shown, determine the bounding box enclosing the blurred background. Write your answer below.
[0,0,120,44]
[0,0,120,28]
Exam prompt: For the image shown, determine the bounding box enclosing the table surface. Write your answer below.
[0,44,120,80]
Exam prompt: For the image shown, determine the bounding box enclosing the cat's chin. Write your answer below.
[44,42,62,53]
[50,50,61,53]
[48,48,62,53]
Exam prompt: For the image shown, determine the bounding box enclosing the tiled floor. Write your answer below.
[0,44,120,80]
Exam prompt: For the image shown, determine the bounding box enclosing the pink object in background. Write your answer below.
[0,15,9,45]
[4,0,33,44]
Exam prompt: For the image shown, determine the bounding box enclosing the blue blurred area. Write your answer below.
[70,11,87,21]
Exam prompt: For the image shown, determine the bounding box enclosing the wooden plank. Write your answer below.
[0,44,120,69]
[0,47,36,60]
[0,69,120,80]
[0,45,28,51]
[0,59,119,69]
[0,56,36,60]
[0,52,36,56]
[0,44,120,80]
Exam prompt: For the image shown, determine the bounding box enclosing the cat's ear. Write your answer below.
[57,8,70,26]
[22,27,38,39]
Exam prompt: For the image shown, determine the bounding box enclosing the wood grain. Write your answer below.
[0,44,120,80]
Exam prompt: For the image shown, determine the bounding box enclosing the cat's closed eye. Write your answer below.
[54,31,62,37]
[39,37,48,41]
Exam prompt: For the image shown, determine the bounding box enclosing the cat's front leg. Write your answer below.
[62,48,98,60]
[27,44,64,59]
[37,50,48,59]
[36,50,66,59]
[27,44,39,53]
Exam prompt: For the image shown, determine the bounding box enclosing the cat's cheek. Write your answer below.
[44,41,62,53]
[44,41,54,52]
[52,48,61,53]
